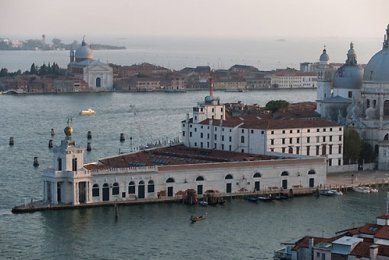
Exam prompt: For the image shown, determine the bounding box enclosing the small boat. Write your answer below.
[199,200,208,206]
[332,190,343,196]
[273,194,289,200]
[244,195,259,202]
[258,195,274,202]
[371,188,379,193]
[319,189,336,196]
[190,214,207,223]
[352,186,371,193]
[79,108,96,115]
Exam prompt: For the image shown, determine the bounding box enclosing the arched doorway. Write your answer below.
[138,181,145,199]
[102,183,109,201]
[128,181,135,195]
[281,171,288,189]
[166,178,175,197]
[253,172,261,191]
[225,174,233,193]
[96,77,101,87]
[196,176,204,195]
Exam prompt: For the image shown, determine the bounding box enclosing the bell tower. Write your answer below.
[316,47,332,114]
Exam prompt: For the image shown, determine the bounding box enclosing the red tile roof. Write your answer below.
[375,226,389,239]
[349,241,371,257]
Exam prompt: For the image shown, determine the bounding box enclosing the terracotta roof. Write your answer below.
[379,245,389,256]
[85,144,280,171]
[199,117,340,130]
[349,241,371,257]
[292,236,335,251]
[377,214,389,220]
[374,226,389,239]
[358,224,381,235]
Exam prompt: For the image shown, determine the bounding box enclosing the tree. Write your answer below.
[265,100,289,113]
[30,63,38,75]
[343,126,362,164]
[360,142,376,163]
[0,68,8,77]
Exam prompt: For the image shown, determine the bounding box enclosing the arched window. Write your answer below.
[92,184,99,197]
[72,158,77,171]
[308,170,316,175]
[288,147,293,154]
[128,181,135,194]
[196,176,204,181]
[384,100,389,116]
[112,182,119,195]
[225,174,233,180]
[385,134,389,141]
[57,158,62,171]
[281,171,289,176]
[148,180,155,193]
[166,178,175,183]
[96,77,101,87]
[253,172,261,178]
[366,99,370,108]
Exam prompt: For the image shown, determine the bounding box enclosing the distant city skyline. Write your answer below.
[1,0,388,39]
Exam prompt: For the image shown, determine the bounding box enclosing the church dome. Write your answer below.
[319,48,329,63]
[333,43,363,89]
[75,38,93,62]
[363,24,389,82]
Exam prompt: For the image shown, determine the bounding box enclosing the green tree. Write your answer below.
[343,126,362,164]
[360,142,376,163]
[265,100,289,113]
[0,68,8,77]
[39,63,48,75]
[30,63,38,75]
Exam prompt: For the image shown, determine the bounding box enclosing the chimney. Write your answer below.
[370,244,379,260]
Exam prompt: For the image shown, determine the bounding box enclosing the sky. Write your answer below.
[0,0,388,39]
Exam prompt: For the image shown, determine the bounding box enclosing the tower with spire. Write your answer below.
[316,47,332,114]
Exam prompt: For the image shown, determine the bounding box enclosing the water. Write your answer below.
[0,36,382,72]
[0,90,387,259]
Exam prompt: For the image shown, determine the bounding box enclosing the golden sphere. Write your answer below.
[64,126,73,137]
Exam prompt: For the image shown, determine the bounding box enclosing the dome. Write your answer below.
[333,43,363,89]
[363,24,389,82]
[64,126,73,137]
[319,48,329,63]
[75,39,93,62]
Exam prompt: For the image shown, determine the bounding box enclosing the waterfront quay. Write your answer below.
[11,170,389,214]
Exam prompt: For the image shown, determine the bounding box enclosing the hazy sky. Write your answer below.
[1,0,388,39]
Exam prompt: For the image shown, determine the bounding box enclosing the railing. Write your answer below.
[91,166,158,175]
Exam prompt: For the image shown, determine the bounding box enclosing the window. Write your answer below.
[282,138,285,144]
[200,133,203,138]
[308,170,316,175]
[316,145,319,155]
[200,142,203,148]
[348,91,352,98]
[316,136,320,142]
[72,158,77,171]
[241,136,245,143]
[207,134,210,139]
[271,139,274,145]
[92,184,99,197]
[183,131,185,137]
[225,174,233,180]
[271,131,274,134]
[323,128,326,132]
[112,183,119,195]
[96,77,101,87]
[288,147,293,153]
[253,172,261,178]
[339,136,342,141]
[128,181,135,194]
[221,144,224,150]
[329,136,332,142]
[323,136,326,142]
[290,130,293,133]
[194,142,197,147]
[307,137,310,143]
[282,130,285,134]
[282,147,285,153]
[57,158,62,171]
[289,138,292,144]
[330,128,332,131]
[190,132,192,137]
[251,130,254,134]
[229,136,232,142]
[148,180,154,193]
[166,178,175,183]
[297,138,300,144]
[196,176,204,181]
[329,145,333,155]
[194,128,197,132]
[296,147,300,154]
[322,145,326,155]
[307,129,310,133]
[214,135,217,140]
[241,129,244,133]
[201,126,203,129]
[261,130,264,134]
[307,146,310,155]
[281,171,289,176]
[297,130,300,133]
[329,159,332,166]
[338,145,342,154]
[317,128,320,132]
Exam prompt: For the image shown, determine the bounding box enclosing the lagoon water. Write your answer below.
[0,90,388,259]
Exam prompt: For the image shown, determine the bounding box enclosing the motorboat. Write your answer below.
[273,194,289,200]
[190,213,207,223]
[258,195,274,201]
[319,189,336,196]
[352,186,371,193]
[244,195,259,202]
[79,108,96,115]
[199,200,208,206]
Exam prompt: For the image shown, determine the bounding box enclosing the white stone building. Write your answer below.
[67,38,113,91]
[183,97,343,167]
[271,69,317,89]
[42,125,326,205]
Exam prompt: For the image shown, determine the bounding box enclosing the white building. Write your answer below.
[183,97,343,167]
[68,38,113,91]
[271,68,317,89]
[41,125,326,205]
